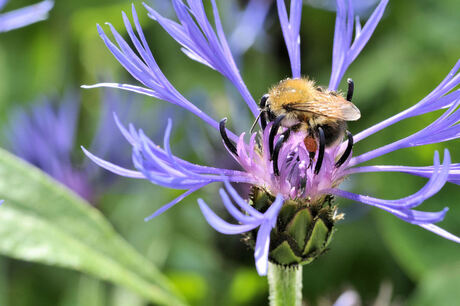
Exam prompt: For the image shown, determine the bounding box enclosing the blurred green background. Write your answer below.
[0,0,459,305]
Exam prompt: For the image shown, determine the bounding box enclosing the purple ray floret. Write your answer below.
[329,0,389,90]
[144,0,258,116]
[355,61,460,143]
[83,114,255,218]
[84,0,460,275]
[347,163,460,186]
[0,0,53,33]
[6,96,92,199]
[198,181,284,275]
[351,98,460,166]
[277,0,303,78]
[330,150,451,224]
[6,93,134,202]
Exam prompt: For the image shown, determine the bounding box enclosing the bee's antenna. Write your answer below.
[314,127,325,175]
[269,115,285,159]
[219,118,238,156]
[346,78,354,102]
[335,131,354,168]
[250,94,271,133]
[250,111,264,133]
[273,129,291,176]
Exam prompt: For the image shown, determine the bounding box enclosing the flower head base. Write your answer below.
[198,181,338,275]
[248,186,338,267]
[84,0,460,275]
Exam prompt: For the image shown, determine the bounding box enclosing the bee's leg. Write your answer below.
[269,115,286,159]
[335,131,354,167]
[219,118,238,156]
[273,129,291,176]
[346,78,354,102]
[314,127,326,175]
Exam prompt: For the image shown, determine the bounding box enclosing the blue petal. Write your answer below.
[276,0,302,78]
[329,0,389,90]
[224,180,263,218]
[254,221,272,276]
[198,199,259,234]
[418,224,460,244]
[81,147,145,179]
[219,188,257,224]
[0,0,54,33]
[145,184,206,221]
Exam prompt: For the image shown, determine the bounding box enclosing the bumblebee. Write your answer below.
[260,78,360,175]
[218,77,360,176]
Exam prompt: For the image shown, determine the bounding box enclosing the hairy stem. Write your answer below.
[268,263,303,306]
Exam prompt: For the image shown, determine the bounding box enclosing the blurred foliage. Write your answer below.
[0,148,185,305]
[0,0,458,305]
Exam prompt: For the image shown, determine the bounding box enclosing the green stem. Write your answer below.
[268,263,302,306]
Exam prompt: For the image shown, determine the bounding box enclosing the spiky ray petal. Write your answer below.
[83,0,460,276]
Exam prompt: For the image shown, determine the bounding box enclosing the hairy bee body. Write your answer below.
[265,78,360,148]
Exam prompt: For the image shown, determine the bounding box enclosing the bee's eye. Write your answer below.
[260,94,269,109]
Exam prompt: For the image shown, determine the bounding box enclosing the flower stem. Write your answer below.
[268,263,302,306]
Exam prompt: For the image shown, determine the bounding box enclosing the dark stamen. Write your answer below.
[273,130,290,176]
[335,131,354,168]
[269,115,285,159]
[286,151,298,164]
[346,78,354,102]
[219,118,238,156]
[260,111,267,130]
[299,177,307,195]
[314,127,325,175]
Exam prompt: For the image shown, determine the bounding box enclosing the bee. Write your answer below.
[219,77,360,176]
[258,78,360,175]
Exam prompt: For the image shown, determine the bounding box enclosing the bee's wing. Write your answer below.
[289,96,361,121]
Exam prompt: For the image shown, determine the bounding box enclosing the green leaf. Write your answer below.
[0,149,186,306]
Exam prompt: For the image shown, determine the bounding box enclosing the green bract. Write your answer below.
[247,187,337,266]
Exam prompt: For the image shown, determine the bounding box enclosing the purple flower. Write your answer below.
[6,92,131,202]
[83,0,460,275]
[0,0,53,33]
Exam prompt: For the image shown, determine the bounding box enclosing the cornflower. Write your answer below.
[6,93,131,202]
[0,0,53,33]
[83,0,460,283]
